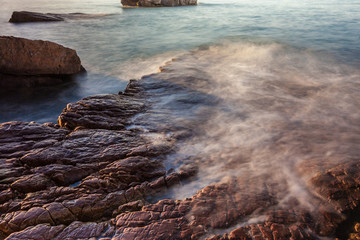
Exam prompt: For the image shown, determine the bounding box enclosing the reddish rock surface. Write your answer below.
[0,79,196,239]
[0,36,83,76]
[1,74,360,240]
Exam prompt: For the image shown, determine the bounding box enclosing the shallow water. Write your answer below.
[0,0,359,123]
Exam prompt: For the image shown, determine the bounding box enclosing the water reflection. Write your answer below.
[0,73,128,123]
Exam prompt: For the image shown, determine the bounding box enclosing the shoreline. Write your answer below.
[1,64,360,239]
[1,1,360,238]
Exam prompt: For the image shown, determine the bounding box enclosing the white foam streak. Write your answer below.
[153,40,360,216]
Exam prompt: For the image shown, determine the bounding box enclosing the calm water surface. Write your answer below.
[0,0,359,123]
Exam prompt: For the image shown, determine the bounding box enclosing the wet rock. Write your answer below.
[121,0,197,7]
[9,11,64,23]
[0,189,13,204]
[115,200,144,214]
[1,71,360,240]
[9,11,113,23]
[5,224,65,240]
[58,94,144,130]
[112,199,192,239]
[0,80,198,238]
[10,174,53,193]
[53,221,107,240]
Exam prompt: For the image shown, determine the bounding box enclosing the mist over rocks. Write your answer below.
[121,0,197,7]
[1,42,360,239]
[0,36,84,88]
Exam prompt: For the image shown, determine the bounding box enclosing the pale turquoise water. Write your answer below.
[0,0,359,123]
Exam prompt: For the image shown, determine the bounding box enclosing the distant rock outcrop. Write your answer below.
[121,0,197,7]
[0,36,84,88]
[9,11,64,23]
[9,11,113,23]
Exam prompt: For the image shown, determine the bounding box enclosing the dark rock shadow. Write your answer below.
[0,72,128,123]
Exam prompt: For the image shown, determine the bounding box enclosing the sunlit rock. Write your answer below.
[0,36,83,76]
[0,36,85,88]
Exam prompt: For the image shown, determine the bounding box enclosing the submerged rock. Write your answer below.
[121,0,197,7]
[0,36,84,88]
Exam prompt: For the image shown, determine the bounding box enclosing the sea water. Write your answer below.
[0,0,359,123]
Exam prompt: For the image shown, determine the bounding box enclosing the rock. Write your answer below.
[121,0,197,7]
[10,174,53,193]
[5,224,65,240]
[58,94,144,130]
[0,80,197,238]
[0,36,83,76]
[9,11,64,23]
[9,11,114,23]
[52,221,107,240]
[1,64,360,240]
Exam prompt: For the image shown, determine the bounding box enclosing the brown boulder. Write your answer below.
[0,36,83,76]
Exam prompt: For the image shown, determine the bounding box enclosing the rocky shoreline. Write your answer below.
[1,67,360,239]
[1,7,360,239]
[0,79,198,239]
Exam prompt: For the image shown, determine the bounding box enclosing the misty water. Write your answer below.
[1,0,360,237]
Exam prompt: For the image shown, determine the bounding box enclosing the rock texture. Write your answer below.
[0,36,84,88]
[0,80,197,239]
[1,71,360,239]
[0,36,83,76]
[121,0,197,7]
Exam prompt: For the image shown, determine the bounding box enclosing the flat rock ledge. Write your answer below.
[121,0,197,7]
[9,11,113,23]
[1,77,360,240]
[9,11,64,23]
[0,36,84,88]
[0,79,197,239]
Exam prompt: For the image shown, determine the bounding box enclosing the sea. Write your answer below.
[0,0,358,123]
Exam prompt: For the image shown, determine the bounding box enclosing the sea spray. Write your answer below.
[135,39,360,235]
